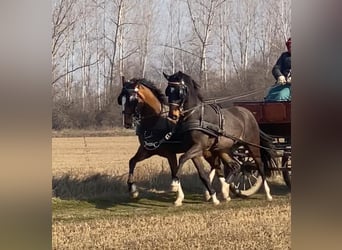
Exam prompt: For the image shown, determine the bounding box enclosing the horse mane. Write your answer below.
[179,71,204,102]
[130,78,167,105]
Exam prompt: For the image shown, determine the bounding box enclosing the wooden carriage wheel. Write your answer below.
[282,154,291,190]
[226,146,263,197]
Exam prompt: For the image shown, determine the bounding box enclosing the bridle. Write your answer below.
[121,82,167,127]
[165,80,188,119]
[120,84,141,127]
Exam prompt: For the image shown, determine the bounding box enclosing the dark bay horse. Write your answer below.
[117,78,229,206]
[163,71,274,201]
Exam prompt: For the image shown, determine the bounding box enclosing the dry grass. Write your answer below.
[52,136,291,249]
[53,201,290,249]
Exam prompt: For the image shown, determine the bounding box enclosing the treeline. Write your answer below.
[52,0,291,130]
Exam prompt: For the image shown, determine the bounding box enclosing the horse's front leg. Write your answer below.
[166,153,180,192]
[191,156,220,205]
[177,143,219,205]
[127,146,151,198]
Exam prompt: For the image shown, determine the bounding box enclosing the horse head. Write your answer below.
[163,71,203,121]
[117,77,166,128]
[117,79,140,128]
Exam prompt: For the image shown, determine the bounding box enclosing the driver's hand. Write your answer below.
[277,75,286,84]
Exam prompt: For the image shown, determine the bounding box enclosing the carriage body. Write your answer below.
[233,101,291,137]
[231,101,292,193]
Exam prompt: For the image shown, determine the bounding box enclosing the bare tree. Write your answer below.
[51,0,291,129]
[186,0,225,89]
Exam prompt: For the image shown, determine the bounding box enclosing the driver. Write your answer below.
[265,37,291,101]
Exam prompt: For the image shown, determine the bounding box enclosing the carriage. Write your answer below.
[118,73,291,205]
[227,101,291,197]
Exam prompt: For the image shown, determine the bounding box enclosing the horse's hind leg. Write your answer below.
[204,168,216,201]
[205,154,230,202]
[218,152,242,202]
[256,158,273,201]
[254,149,273,201]
[191,156,220,205]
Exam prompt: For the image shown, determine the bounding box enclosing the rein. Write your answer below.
[202,89,265,105]
[179,101,276,152]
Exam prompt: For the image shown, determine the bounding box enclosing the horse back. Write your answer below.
[221,106,260,140]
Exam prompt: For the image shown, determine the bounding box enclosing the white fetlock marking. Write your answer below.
[131,191,139,198]
[204,190,211,201]
[264,180,273,201]
[211,193,220,205]
[130,184,139,198]
[219,177,230,201]
[170,180,180,192]
[209,169,216,183]
[174,182,184,206]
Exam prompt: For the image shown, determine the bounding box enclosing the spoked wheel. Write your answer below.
[282,154,291,190]
[226,146,263,197]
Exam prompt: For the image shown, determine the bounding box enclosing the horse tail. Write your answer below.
[259,130,277,177]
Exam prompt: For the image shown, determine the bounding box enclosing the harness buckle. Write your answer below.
[164,132,173,141]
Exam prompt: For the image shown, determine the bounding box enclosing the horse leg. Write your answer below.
[251,147,273,201]
[175,143,219,205]
[218,152,239,202]
[204,168,216,201]
[127,146,151,198]
[204,153,229,201]
[191,156,219,205]
[257,157,273,201]
[166,153,180,192]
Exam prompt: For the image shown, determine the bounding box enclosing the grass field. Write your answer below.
[52,135,291,249]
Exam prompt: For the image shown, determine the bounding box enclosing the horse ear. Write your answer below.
[163,72,170,81]
[121,76,125,86]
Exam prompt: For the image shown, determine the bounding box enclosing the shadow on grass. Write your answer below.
[53,172,290,210]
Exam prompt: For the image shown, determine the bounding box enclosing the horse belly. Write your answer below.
[214,136,235,151]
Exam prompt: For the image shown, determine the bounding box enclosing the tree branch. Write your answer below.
[52,59,99,85]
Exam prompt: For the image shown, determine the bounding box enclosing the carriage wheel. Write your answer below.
[282,155,291,190]
[226,147,263,197]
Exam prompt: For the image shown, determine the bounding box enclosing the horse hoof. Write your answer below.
[174,201,183,206]
[267,196,273,201]
[204,192,211,202]
[223,197,231,202]
[130,191,139,199]
[213,200,220,205]
[211,193,220,205]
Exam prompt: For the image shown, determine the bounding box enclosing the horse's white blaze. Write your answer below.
[264,180,273,201]
[121,96,126,111]
[174,182,184,206]
[121,96,127,126]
